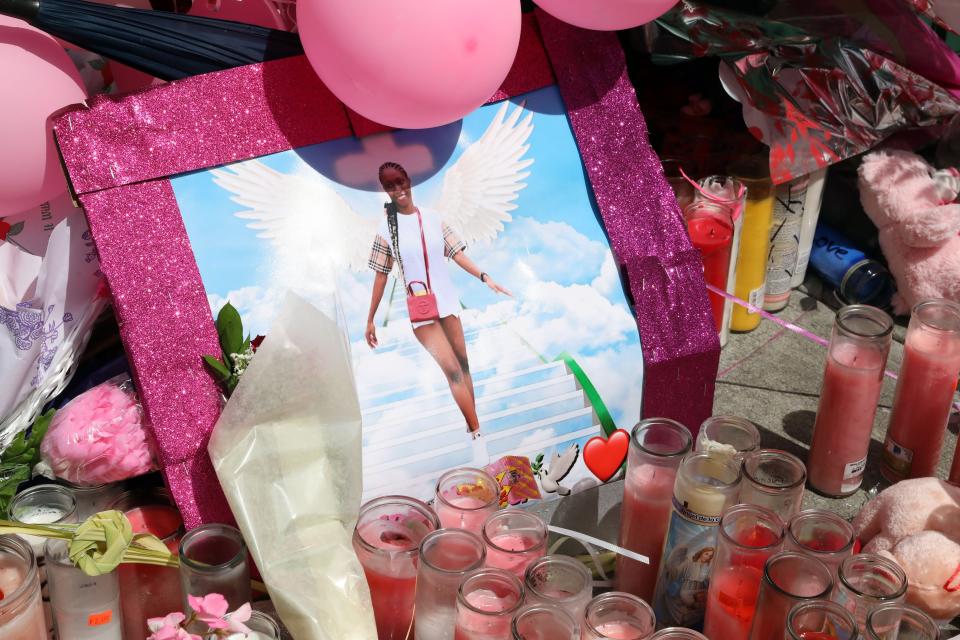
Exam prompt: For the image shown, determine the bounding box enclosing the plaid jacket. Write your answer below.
[367,222,466,274]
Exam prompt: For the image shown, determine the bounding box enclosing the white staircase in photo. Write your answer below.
[355,279,603,502]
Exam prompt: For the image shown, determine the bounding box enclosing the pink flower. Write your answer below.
[146,612,200,640]
[188,594,230,628]
[223,602,252,635]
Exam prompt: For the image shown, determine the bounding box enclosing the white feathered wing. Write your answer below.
[435,101,534,247]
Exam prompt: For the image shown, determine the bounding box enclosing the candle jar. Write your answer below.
[748,552,834,639]
[0,535,46,639]
[482,510,547,578]
[786,599,858,640]
[684,194,735,332]
[179,523,251,612]
[650,629,708,639]
[784,510,855,580]
[729,155,775,333]
[523,555,593,622]
[652,453,742,629]
[835,554,907,631]
[695,415,761,462]
[739,450,806,521]
[882,299,960,481]
[698,176,746,346]
[703,504,785,640]
[510,604,578,640]
[414,528,486,640]
[45,538,122,639]
[57,481,123,520]
[246,611,282,640]
[435,468,500,532]
[454,568,524,640]
[581,592,655,640]
[109,488,184,640]
[353,495,439,640]
[617,418,692,603]
[808,305,893,496]
[865,603,939,640]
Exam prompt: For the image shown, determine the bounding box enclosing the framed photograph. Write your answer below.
[55,12,718,525]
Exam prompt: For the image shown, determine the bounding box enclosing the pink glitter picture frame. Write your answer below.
[53,11,719,528]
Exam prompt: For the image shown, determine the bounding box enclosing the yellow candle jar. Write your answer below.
[730,157,774,332]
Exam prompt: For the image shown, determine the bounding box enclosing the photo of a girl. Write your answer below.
[366,161,511,455]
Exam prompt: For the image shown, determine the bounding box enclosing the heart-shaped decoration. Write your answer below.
[583,429,630,482]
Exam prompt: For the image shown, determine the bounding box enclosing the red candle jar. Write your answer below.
[684,199,734,333]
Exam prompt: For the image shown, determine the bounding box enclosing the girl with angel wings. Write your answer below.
[211,101,533,449]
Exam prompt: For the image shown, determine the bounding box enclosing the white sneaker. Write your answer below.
[470,431,489,466]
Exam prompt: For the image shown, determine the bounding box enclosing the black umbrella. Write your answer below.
[1,0,304,80]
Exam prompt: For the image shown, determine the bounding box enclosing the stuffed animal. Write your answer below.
[858,149,960,315]
[853,478,960,621]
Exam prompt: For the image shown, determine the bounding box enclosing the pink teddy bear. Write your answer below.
[858,149,960,315]
[854,478,960,621]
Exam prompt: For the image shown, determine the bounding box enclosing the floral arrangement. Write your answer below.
[148,594,253,640]
[202,302,264,397]
[0,408,52,512]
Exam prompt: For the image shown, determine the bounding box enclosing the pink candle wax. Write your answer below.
[617,463,676,602]
[588,620,653,640]
[455,585,520,640]
[437,495,496,532]
[808,342,886,496]
[883,326,960,480]
[485,532,545,577]
[702,566,762,640]
[0,551,45,640]
[118,505,184,640]
[356,519,423,640]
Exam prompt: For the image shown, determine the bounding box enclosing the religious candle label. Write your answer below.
[881,438,913,477]
[652,497,721,629]
[765,178,807,307]
[841,457,867,494]
[748,285,765,312]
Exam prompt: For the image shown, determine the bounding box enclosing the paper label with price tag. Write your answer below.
[88,610,112,626]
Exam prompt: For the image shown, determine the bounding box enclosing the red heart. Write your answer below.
[583,429,630,482]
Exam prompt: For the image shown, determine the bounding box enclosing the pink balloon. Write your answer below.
[296,0,521,129]
[0,16,86,212]
[535,0,678,31]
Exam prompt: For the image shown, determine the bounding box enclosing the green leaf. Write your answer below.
[0,464,31,514]
[202,355,231,381]
[216,303,243,357]
[8,221,24,236]
[27,409,54,451]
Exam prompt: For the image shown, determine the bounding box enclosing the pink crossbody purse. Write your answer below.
[388,208,440,324]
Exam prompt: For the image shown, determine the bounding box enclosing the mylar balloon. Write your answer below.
[0,16,86,212]
[536,0,679,31]
[296,0,521,129]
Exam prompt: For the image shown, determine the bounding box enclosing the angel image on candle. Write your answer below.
[211,103,533,462]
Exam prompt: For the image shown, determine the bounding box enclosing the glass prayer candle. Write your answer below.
[581,592,655,640]
[354,495,439,640]
[865,603,939,640]
[57,481,123,520]
[435,468,500,532]
[739,449,807,521]
[695,415,761,463]
[785,599,858,640]
[511,604,578,640]
[523,555,593,623]
[808,305,893,496]
[698,176,746,347]
[684,195,735,332]
[245,610,282,639]
[652,453,742,629]
[617,418,692,603]
[179,523,251,613]
[748,552,834,639]
[881,299,960,481]
[729,156,775,333]
[8,483,78,638]
[45,539,122,639]
[454,568,524,640]
[415,528,486,640]
[702,504,785,640]
[835,554,907,632]
[764,175,810,312]
[109,488,185,640]
[649,629,707,639]
[784,510,855,580]
[482,510,547,578]
[0,535,45,640]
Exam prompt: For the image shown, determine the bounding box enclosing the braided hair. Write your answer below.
[378,161,409,217]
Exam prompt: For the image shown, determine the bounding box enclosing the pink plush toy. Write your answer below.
[854,478,960,621]
[858,149,960,315]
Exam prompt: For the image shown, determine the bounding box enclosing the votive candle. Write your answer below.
[523,555,593,622]
[785,599,858,640]
[454,568,524,640]
[511,604,578,640]
[414,528,486,640]
[178,523,251,613]
[748,552,834,639]
[865,603,939,640]
[695,415,761,463]
[0,535,45,640]
[581,592,655,640]
[45,538,122,639]
[435,468,500,533]
[730,156,775,333]
[649,629,708,639]
[482,510,547,578]
[784,510,855,581]
[835,554,907,632]
[739,450,806,521]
